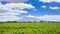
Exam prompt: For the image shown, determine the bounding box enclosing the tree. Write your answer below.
[40,21,43,23]
[34,21,36,23]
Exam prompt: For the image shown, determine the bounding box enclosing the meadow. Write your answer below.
[0,22,60,34]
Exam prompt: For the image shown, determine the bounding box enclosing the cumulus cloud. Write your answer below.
[49,6,59,10]
[39,0,60,3]
[27,15,35,18]
[0,0,28,3]
[41,5,60,10]
[27,15,60,21]
[0,3,35,22]
[37,15,60,21]
[41,6,47,8]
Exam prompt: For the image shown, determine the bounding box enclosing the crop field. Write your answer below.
[0,22,60,34]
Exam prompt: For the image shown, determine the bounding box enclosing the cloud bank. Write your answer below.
[27,15,60,22]
[0,3,35,22]
[0,0,28,3]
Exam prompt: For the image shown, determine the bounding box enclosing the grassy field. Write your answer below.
[0,23,60,34]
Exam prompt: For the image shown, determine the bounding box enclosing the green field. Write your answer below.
[0,23,60,34]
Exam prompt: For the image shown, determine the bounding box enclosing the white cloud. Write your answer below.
[37,15,60,21]
[27,15,60,21]
[49,6,59,10]
[0,0,28,3]
[41,6,47,8]
[39,0,60,3]
[0,3,35,22]
[41,5,60,10]
[27,15,35,18]
[0,15,20,22]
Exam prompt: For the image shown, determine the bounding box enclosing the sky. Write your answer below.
[0,0,60,22]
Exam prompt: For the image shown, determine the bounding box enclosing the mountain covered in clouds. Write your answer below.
[19,17,41,22]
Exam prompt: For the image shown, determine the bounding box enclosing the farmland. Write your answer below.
[0,22,60,34]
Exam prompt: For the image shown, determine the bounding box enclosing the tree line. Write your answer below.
[0,21,60,23]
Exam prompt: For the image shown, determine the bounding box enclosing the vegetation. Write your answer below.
[0,22,60,34]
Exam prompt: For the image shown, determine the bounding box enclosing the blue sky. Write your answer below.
[0,0,60,22]
[25,0,60,15]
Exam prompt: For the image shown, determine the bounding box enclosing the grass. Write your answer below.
[0,22,60,34]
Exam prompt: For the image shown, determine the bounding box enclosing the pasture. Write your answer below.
[0,22,60,34]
